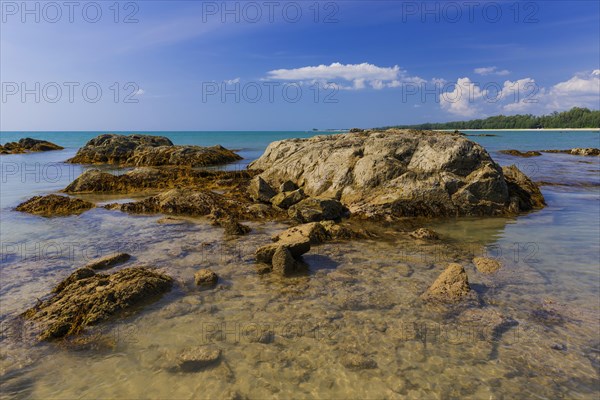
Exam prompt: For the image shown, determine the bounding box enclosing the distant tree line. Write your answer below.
[380,107,600,130]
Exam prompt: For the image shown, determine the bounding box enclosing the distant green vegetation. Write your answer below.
[381,107,600,130]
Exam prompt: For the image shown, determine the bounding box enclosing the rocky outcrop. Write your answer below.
[249,129,545,218]
[247,176,277,203]
[421,263,472,303]
[271,189,306,209]
[64,167,255,194]
[16,194,94,217]
[23,267,173,340]
[542,148,600,156]
[473,257,502,274]
[502,165,546,212]
[194,269,218,286]
[499,150,542,157]
[0,138,64,154]
[83,253,131,270]
[67,134,241,167]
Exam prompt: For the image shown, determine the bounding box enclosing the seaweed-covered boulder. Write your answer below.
[66,134,241,167]
[83,253,131,270]
[288,198,346,222]
[23,267,173,340]
[499,150,542,157]
[106,189,244,218]
[16,194,94,217]
[63,167,254,194]
[0,138,63,154]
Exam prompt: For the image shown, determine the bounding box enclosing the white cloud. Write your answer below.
[439,77,487,117]
[135,89,145,96]
[265,62,425,90]
[474,66,510,76]
[224,78,241,85]
[439,70,599,117]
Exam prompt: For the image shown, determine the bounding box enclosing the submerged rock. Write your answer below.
[177,346,221,372]
[67,134,241,167]
[0,138,63,154]
[83,253,131,270]
[249,129,544,218]
[15,194,94,217]
[502,165,546,212]
[499,150,542,157]
[341,354,378,370]
[409,228,439,240]
[473,257,502,274]
[421,263,471,303]
[194,268,219,286]
[23,267,173,341]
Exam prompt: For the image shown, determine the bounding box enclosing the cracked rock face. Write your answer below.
[249,129,545,218]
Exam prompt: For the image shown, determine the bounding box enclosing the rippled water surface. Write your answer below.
[1,130,599,399]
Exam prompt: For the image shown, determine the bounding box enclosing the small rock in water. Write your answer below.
[194,269,219,286]
[341,354,378,370]
[84,253,131,270]
[409,228,439,240]
[551,343,567,351]
[255,239,311,264]
[473,257,502,274]
[222,219,251,236]
[272,246,298,276]
[177,346,221,372]
[16,194,94,217]
[421,263,472,303]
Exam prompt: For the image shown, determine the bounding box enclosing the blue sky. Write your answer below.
[1,0,599,130]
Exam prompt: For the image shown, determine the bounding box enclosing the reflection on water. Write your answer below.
[1,133,599,399]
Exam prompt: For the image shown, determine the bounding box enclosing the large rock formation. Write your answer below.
[249,129,545,218]
[66,134,241,167]
[0,138,64,154]
[16,194,94,217]
[23,267,173,340]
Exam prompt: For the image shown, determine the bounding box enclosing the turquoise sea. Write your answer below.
[1,130,599,399]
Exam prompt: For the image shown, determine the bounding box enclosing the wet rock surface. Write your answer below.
[409,228,439,240]
[15,194,94,217]
[249,129,544,218]
[67,134,241,167]
[23,267,173,341]
[288,198,347,222]
[473,257,502,274]
[0,138,64,154]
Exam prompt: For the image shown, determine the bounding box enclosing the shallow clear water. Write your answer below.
[1,130,599,399]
